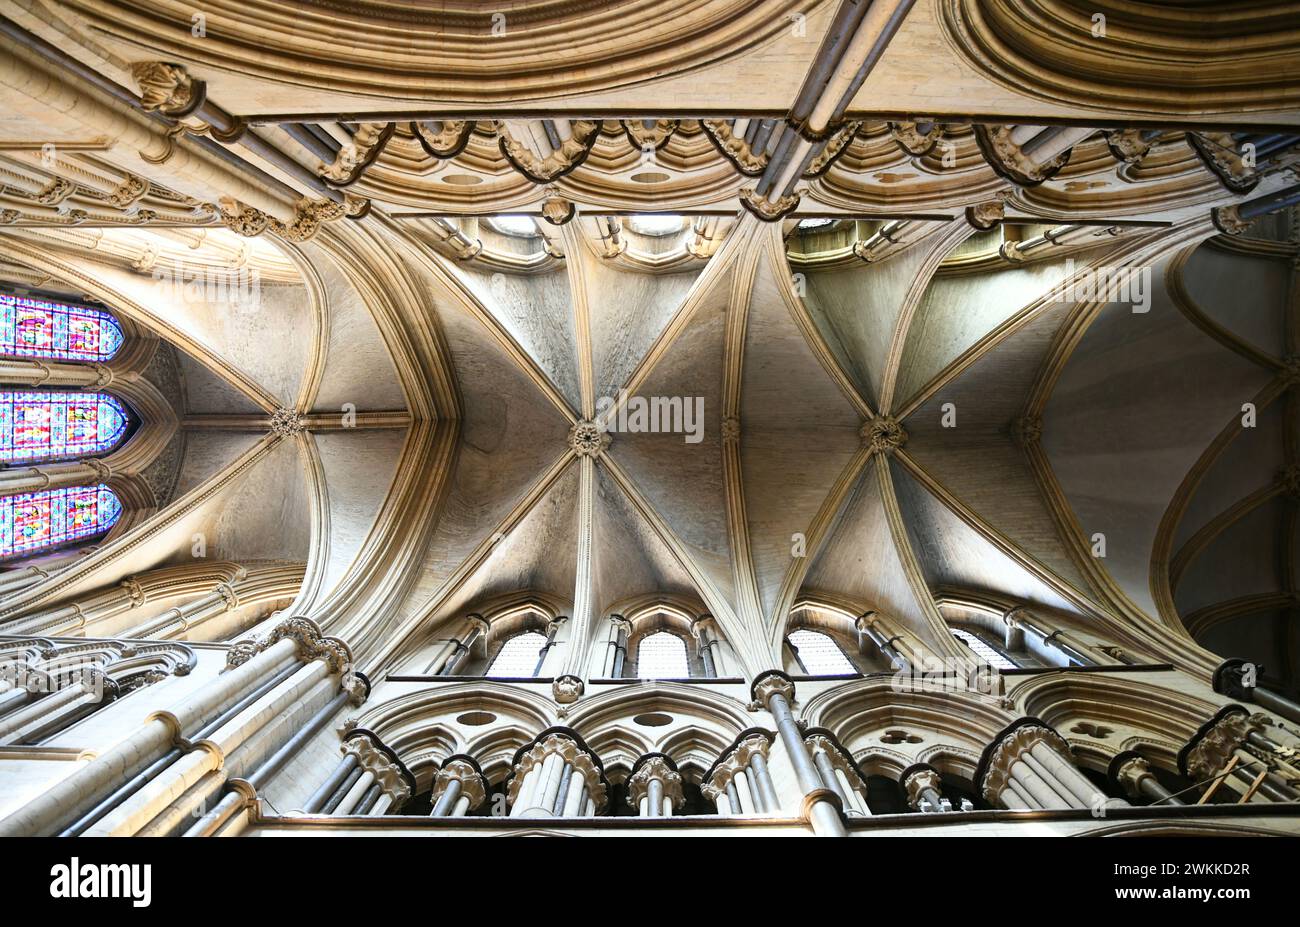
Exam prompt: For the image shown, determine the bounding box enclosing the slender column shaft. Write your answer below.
[304,754,358,813]
[767,689,847,837]
[431,778,462,817]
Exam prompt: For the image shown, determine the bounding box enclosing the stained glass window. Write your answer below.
[636,631,689,678]
[0,292,124,362]
[951,628,1017,670]
[788,629,856,675]
[0,391,130,464]
[486,631,547,677]
[0,484,122,559]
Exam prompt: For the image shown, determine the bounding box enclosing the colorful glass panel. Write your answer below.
[0,292,124,361]
[0,391,130,464]
[0,484,122,559]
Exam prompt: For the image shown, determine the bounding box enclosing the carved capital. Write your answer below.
[626,755,685,810]
[901,764,944,810]
[980,722,1072,805]
[508,731,606,809]
[343,732,410,804]
[751,670,795,708]
[739,188,801,222]
[432,757,487,810]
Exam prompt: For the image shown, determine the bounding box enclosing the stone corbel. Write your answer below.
[552,674,584,704]
[972,124,1073,187]
[541,195,577,226]
[700,119,768,176]
[965,198,1005,231]
[888,121,943,158]
[1105,128,1155,165]
[1187,132,1259,194]
[739,188,800,223]
[497,120,601,184]
[320,123,397,187]
[130,62,207,118]
[411,120,476,161]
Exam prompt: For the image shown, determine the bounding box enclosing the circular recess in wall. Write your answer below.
[457,711,497,726]
[630,171,670,184]
[443,173,483,185]
[633,712,673,727]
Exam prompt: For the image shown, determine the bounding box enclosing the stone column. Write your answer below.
[806,733,872,816]
[0,669,114,745]
[1181,705,1300,803]
[703,732,778,816]
[0,618,320,836]
[1214,658,1300,727]
[1108,752,1183,806]
[855,611,929,671]
[79,618,356,836]
[626,753,685,818]
[599,614,630,678]
[901,764,950,813]
[752,672,847,837]
[977,720,1125,812]
[426,613,488,676]
[506,729,606,818]
[693,613,735,677]
[1005,607,1108,667]
[430,756,488,817]
[332,732,412,815]
[536,615,568,677]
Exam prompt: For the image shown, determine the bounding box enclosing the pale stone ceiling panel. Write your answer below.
[299,240,407,412]
[801,456,945,652]
[171,431,263,499]
[890,457,1085,618]
[583,257,701,403]
[904,299,1094,594]
[742,255,863,620]
[610,268,736,604]
[1044,255,1276,617]
[592,464,698,617]
[310,428,409,605]
[894,253,1096,410]
[1172,402,1286,551]
[435,463,580,620]
[401,287,573,608]
[176,354,264,415]
[67,257,314,409]
[456,265,582,414]
[202,436,311,563]
[1174,498,1287,619]
[1179,245,1290,360]
[801,228,949,409]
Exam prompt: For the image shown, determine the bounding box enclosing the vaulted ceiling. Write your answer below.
[1,0,1297,696]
